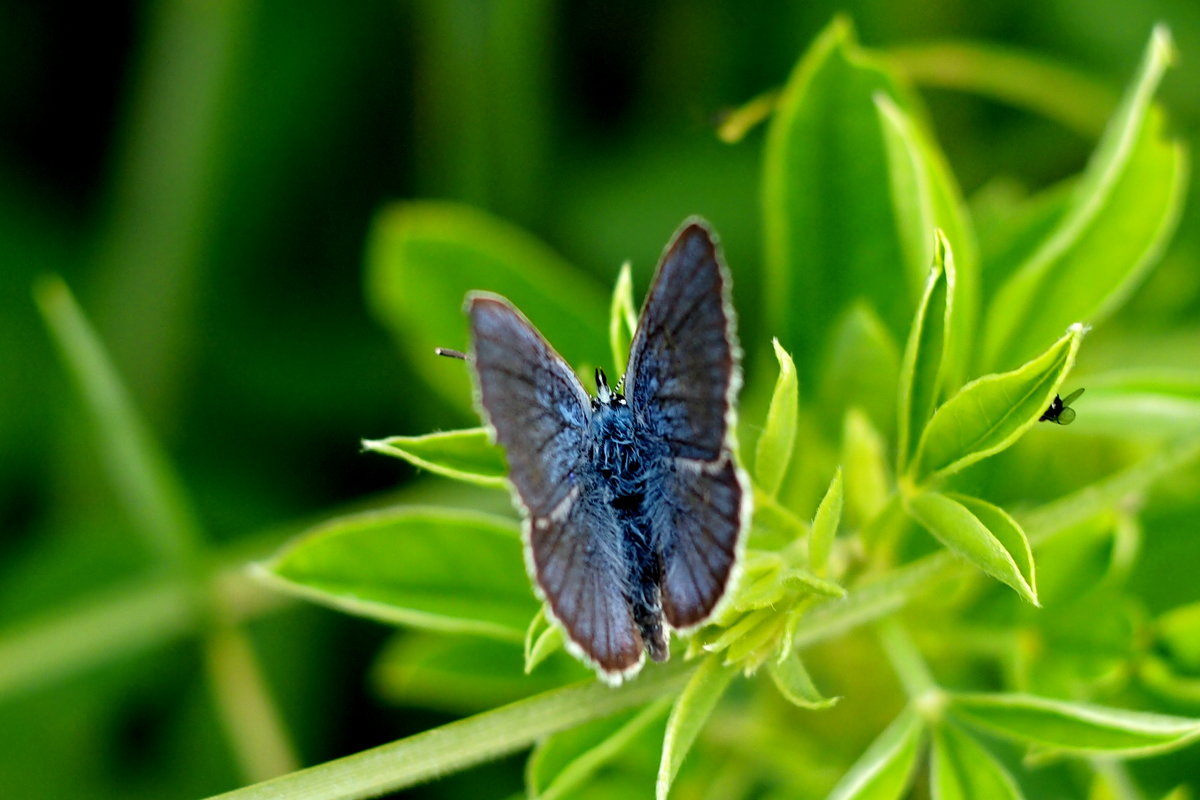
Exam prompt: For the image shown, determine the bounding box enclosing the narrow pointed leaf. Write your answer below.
[930,723,1025,800]
[609,261,637,378]
[756,339,800,497]
[843,409,891,528]
[897,234,954,472]
[366,201,608,408]
[362,428,508,487]
[528,697,671,800]
[524,608,565,674]
[657,654,737,800]
[768,653,839,710]
[949,692,1200,756]
[875,95,976,388]
[983,26,1186,370]
[827,706,925,800]
[810,468,843,574]
[260,507,537,641]
[912,324,1083,481]
[905,490,1038,605]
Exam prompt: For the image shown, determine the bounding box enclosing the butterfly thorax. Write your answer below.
[588,393,670,661]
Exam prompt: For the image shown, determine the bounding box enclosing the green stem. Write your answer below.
[34,276,299,780]
[206,662,694,800]
[876,618,936,698]
[884,41,1118,137]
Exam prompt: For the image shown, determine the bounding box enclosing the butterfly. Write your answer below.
[466,219,748,683]
[1039,387,1085,425]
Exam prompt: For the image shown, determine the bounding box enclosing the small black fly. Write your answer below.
[1039,388,1085,425]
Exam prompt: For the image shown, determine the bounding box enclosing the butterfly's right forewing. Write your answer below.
[468,294,644,679]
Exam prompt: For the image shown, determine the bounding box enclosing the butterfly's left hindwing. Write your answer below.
[469,295,645,681]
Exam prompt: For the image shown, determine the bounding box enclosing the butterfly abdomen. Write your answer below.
[588,400,670,660]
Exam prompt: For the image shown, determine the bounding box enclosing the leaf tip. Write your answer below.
[1151,22,1178,67]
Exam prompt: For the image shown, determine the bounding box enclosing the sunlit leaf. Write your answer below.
[525,607,565,674]
[842,409,891,528]
[1156,601,1200,672]
[768,652,839,710]
[875,96,976,388]
[949,692,1200,756]
[809,468,843,575]
[609,261,637,378]
[896,233,954,472]
[656,654,737,800]
[756,339,800,497]
[930,722,1025,800]
[259,507,537,640]
[983,26,1186,370]
[911,324,1083,481]
[827,706,925,800]
[905,490,1037,605]
[362,428,508,487]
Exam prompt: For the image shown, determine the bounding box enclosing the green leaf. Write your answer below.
[820,304,902,439]
[972,178,1074,300]
[609,261,637,378]
[827,706,925,800]
[949,692,1200,757]
[768,652,839,710]
[911,324,1083,481]
[259,507,537,641]
[528,698,670,800]
[842,409,891,528]
[1156,601,1200,672]
[362,428,508,487]
[372,633,583,714]
[897,233,954,473]
[525,607,565,674]
[874,95,976,389]
[755,339,800,497]
[366,201,609,409]
[656,654,737,800]
[983,26,1187,370]
[905,490,1038,605]
[930,722,1025,800]
[728,551,788,612]
[1070,370,1200,439]
[763,16,923,384]
[810,468,844,574]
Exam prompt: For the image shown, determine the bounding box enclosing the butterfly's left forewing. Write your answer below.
[469,295,644,680]
[625,221,748,630]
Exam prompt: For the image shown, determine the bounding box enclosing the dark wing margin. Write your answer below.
[625,220,739,462]
[529,498,644,678]
[468,294,590,516]
[651,455,744,628]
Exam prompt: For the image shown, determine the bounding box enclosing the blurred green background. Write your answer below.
[2,1,1198,797]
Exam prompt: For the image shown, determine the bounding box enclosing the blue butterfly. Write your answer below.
[467,219,748,683]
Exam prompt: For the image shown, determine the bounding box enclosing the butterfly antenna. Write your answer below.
[435,347,467,361]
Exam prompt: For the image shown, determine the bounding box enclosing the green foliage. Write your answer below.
[22,10,1200,800]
